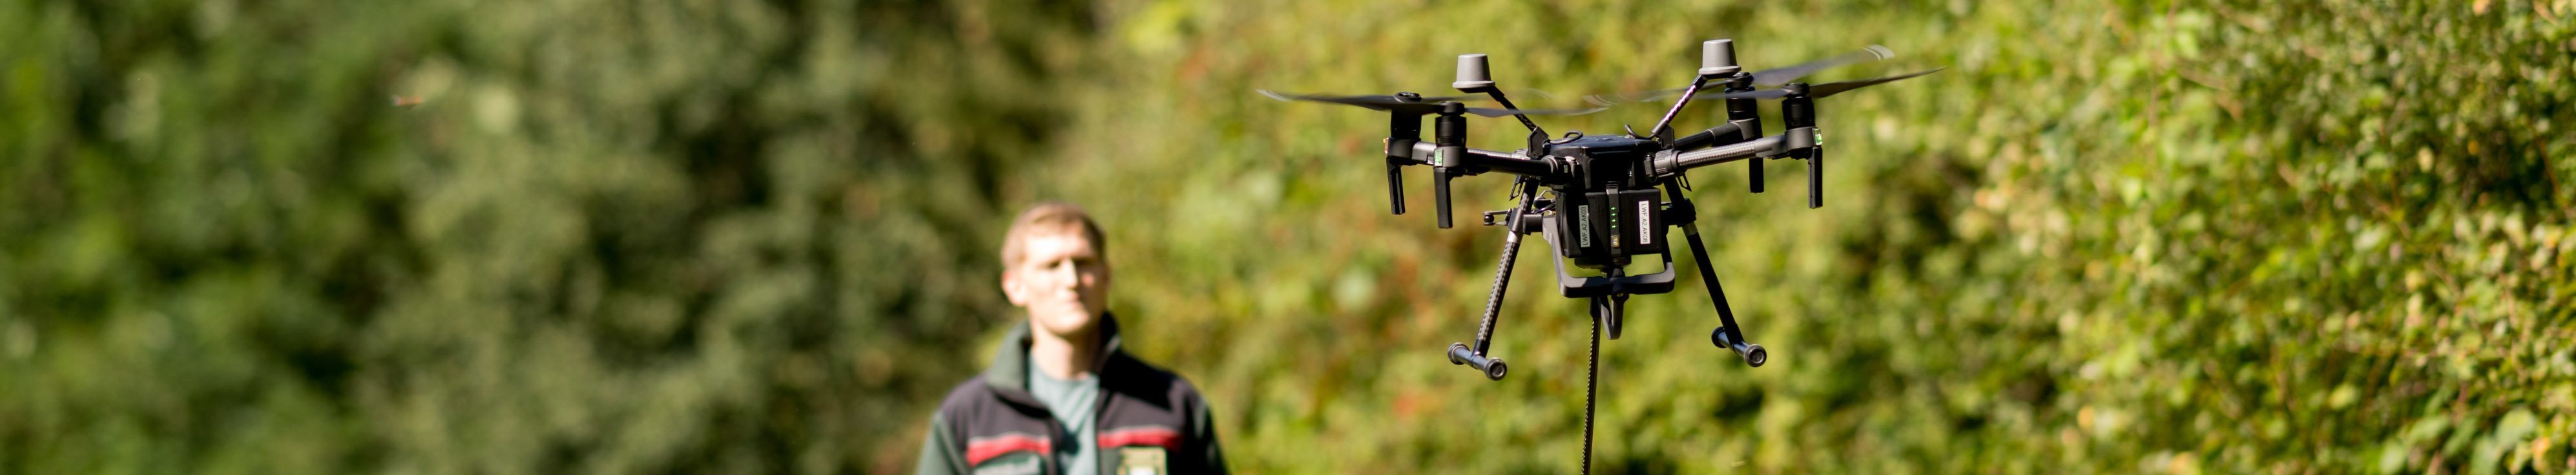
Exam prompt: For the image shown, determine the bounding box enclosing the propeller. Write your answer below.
[1260,90,1606,117]
[1748,45,1895,87]
[1584,45,1896,105]
[1673,67,1946,101]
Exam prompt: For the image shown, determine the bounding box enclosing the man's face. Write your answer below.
[1002,231,1111,339]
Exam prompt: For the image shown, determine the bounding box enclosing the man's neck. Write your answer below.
[1029,323,1103,381]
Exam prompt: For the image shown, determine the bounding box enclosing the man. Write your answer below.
[916,203,1228,475]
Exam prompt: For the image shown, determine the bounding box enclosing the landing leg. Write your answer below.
[1448,206,1531,381]
[1663,180,1767,367]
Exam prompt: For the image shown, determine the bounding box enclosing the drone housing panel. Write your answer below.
[1548,135,1654,188]
[1541,134,1667,271]
[1555,197,1598,266]
[1619,188,1667,257]
[1559,187,1665,269]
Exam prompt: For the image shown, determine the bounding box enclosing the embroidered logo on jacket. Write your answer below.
[1101,426,1179,474]
[1116,447,1167,475]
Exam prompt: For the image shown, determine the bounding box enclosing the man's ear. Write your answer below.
[999,268,1028,308]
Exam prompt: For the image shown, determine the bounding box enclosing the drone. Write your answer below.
[1266,38,1938,472]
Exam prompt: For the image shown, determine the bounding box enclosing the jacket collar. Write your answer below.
[983,311,1128,401]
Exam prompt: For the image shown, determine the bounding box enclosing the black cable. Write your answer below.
[1580,304,1601,475]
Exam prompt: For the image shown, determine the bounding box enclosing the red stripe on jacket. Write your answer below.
[964,434,1052,466]
[1097,427,1181,449]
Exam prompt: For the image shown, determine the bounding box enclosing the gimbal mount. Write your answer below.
[1267,38,1937,473]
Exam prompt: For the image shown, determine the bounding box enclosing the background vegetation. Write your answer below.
[4,0,2571,473]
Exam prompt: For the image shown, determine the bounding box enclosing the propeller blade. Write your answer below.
[1676,67,1945,101]
[1258,90,1475,109]
[1805,67,1944,98]
[1262,90,1603,116]
[1583,89,1672,106]
[1464,105,1607,117]
[1677,89,1791,101]
[1749,45,1894,86]
[1581,45,1894,105]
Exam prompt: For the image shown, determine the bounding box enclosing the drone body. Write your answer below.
[1267,38,1937,474]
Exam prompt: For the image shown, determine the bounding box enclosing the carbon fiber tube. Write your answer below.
[1665,132,1796,173]
[1669,122,1741,151]
[1471,229,1522,354]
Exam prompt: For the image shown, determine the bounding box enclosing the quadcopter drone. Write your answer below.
[1266,38,1938,472]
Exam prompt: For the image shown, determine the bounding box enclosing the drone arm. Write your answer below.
[1656,126,1814,176]
[1667,121,1746,152]
[1406,142,1555,178]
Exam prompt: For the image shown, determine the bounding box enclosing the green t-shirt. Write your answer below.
[1028,357,1100,475]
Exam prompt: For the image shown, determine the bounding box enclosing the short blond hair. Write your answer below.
[999,202,1108,269]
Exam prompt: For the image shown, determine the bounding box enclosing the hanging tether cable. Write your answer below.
[1580,303,1601,475]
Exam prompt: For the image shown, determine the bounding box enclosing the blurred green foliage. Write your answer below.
[3,0,2571,473]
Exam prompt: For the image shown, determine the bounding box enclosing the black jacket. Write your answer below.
[915,315,1227,475]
